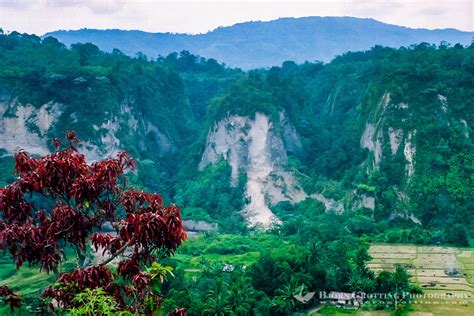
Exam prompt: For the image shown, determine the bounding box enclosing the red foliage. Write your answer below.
[0,133,187,313]
[0,285,21,311]
[42,265,115,309]
[65,130,80,144]
[170,308,188,316]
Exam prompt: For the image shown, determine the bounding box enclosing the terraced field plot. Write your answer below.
[368,244,474,315]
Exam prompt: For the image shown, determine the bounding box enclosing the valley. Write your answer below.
[0,29,472,315]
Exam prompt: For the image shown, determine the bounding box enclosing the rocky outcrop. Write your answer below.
[0,98,174,163]
[200,112,306,227]
[404,131,416,178]
[310,194,344,213]
[350,191,376,211]
[366,119,418,173]
[361,195,375,210]
[183,220,218,232]
[388,127,403,155]
[199,115,249,184]
[360,92,418,180]
[278,111,301,154]
[360,123,383,169]
[0,101,62,156]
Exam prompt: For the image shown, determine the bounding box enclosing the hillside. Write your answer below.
[0,30,473,315]
[0,31,472,240]
[44,16,473,69]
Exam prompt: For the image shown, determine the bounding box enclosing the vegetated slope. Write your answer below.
[0,31,472,245]
[193,44,473,241]
[44,16,473,69]
[0,33,242,201]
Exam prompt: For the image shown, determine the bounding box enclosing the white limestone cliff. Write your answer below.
[200,112,307,227]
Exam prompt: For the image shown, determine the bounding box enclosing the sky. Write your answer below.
[0,0,472,35]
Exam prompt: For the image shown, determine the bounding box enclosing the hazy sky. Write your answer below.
[0,0,472,35]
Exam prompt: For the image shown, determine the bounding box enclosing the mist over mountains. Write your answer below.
[44,16,473,69]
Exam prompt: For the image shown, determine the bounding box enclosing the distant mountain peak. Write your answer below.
[44,16,472,69]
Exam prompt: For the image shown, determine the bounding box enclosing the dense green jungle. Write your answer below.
[0,31,472,315]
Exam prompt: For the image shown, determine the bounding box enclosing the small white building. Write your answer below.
[326,292,364,307]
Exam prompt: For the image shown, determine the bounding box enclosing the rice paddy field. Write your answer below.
[368,244,474,315]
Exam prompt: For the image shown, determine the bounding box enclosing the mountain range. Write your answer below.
[44,16,473,69]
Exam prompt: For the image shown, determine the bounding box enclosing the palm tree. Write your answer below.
[227,274,255,315]
[271,283,300,315]
[202,278,231,316]
[389,264,411,314]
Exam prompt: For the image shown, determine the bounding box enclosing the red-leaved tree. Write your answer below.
[0,132,187,314]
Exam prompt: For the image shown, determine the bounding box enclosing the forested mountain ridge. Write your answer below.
[44,16,473,69]
[0,31,472,245]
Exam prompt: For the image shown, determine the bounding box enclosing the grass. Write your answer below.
[171,233,285,273]
[0,249,78,315]
[314,306,357,315]
[407,302,474,316]
[172,250,261,278]
[0,248,77,295]
[457,250,474,285]
[311,306,391,315]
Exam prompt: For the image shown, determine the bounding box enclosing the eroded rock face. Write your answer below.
[279,111,301,154]
[200,112,306,227]
[360,92,395,170]
[0,101,62,156]
[360,123,375,153]
[388,127,403,155]
[199,115,249,184]
[81,118,122,162]
[310,194,344,213]
[404,131,416,178]
[361,195,375,210]
[0,99,173,163]
[360,123,383,169]
[360,93,418,180]
[242,113,280,226]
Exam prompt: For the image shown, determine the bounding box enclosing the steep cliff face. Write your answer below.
[360,123,383,169]
[356,92,423,213]
[0,98,174,162]
[403,131,417,178]
[0,101,62,156]
[361,93,426,177]
[200,112,306,227]
[360,122,417,177]
[80,102,174,162]
[388,127,403,155]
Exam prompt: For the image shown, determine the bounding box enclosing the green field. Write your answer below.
[0,249,78,315]
[310,306,391,315]
[0,248,77,296]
